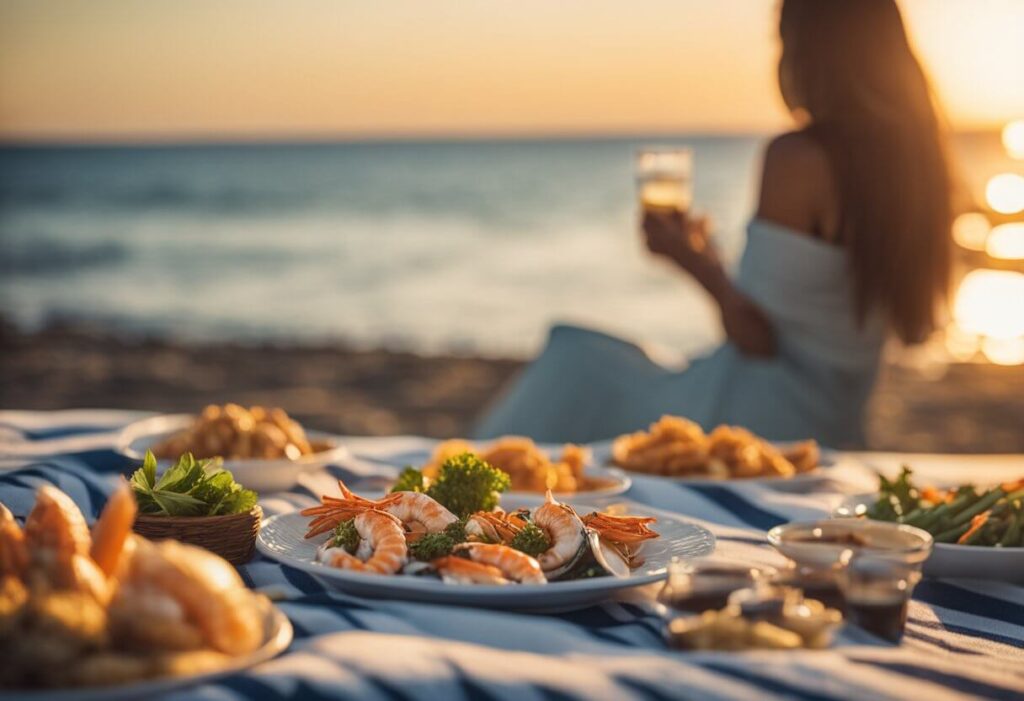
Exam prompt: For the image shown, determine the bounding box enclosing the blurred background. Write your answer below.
[1,0,1022,450]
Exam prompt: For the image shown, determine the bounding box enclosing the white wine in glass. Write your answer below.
[636,147,693,215]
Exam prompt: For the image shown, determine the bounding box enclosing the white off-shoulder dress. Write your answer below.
[474,219,887,449]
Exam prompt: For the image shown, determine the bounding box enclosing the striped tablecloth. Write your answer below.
[1,409,1022,701]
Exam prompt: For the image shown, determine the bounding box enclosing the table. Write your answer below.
[2,410,1022,701]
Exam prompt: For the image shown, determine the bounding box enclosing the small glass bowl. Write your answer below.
[658,557,777,614]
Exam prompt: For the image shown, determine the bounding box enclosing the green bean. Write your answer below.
[1005,488,1024,502]
[950,489,1005,528]
[912,504,951,531]
[1000,509,1022,547]
[935,522,971,543]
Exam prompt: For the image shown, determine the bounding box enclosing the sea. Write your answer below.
[0,134,1007,359]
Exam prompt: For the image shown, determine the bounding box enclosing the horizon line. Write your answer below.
[0,125,1002,149]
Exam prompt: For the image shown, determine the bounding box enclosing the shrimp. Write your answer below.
[110,537,264,656]
[302,479,456,538]
[0,503,28,579]
[531,490,586,573]
[317,509,407,575]
[22,486,109,602]
[452,543,546,584]
[465,510,527,543]
[431,556,510,585]
[580,512,659,546]
[90,481,137,578]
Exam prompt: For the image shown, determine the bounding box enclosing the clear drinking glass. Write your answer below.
[838,551,922,643]
[635,147,693,215]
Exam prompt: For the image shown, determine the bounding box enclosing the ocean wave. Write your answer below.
[0,184,310,213]
[0,238,130,275]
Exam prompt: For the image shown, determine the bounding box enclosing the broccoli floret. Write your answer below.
[425,453,510,518]
[443,518,467,542]
[509,522,550,557]
[407,518,469,561]
[330,519,360,554]
[391,467,427,493]
[409,532,456,561]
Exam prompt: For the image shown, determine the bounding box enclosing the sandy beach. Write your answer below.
[2,318,1021,454]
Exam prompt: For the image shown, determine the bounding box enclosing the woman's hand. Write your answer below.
[643,208,777,357]
[718,288,777,357]
[642,209,717,274]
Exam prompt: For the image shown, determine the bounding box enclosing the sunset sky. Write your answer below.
[1,0,1022,142]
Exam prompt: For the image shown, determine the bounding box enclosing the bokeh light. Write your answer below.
[981,336,1024,366]
[952,269,1024,340]
[1004,120,1024,160]
[951,212,990,250]
[986,223,1024,260]
[986,173,1024,214]
[944,324,980,362]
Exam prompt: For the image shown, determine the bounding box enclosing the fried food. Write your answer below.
[153,403,324,461]
[612,415,819,479]
[423,437,591,493]
[0,483,269,690]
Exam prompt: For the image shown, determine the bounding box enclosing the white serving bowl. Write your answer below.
[115,413,347,493]
[833,494,1024,583]
[768,518,933,571]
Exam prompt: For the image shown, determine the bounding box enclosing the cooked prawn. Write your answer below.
[302,480,456,538]
[90,481,137,578]
[110,537,264,656]
[317,509,408,575]
[23,485,109,601]
[581,512,659,545]
[465,510,527,543]
[431,556,510,585]
[531,490,586,572]
[452,543,546,584]
[0,503,27,579]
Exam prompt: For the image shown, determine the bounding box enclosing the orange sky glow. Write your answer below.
[0,0,1021,142]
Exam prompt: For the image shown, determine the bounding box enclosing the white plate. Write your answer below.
[589,440,838,490]
[4,601,293,701]
[257,500,715,610]
[115,414,348,493]
[834,494,1024,583]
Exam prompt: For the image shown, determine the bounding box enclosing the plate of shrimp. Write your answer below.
[256,481,715,610]
[0,483,292,698]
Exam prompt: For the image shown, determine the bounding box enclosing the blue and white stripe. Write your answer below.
[1,410,1022,700]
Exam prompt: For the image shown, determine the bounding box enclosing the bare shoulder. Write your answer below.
[756,131,836,237]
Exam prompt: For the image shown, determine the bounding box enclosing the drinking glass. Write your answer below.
[838,551,921,643]
[635,147,693,215]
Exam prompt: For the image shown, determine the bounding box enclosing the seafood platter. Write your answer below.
[258,453,715,609]
[0,483,292,697]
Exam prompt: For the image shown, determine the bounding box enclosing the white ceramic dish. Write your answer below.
[833,494,1024,583]
[115,413,347,493]
[3,601,292,701]
[257,499,715,611]
[589,440,838,490]
[768,518,933,570]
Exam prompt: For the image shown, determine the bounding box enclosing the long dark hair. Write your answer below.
[779,0,953,344]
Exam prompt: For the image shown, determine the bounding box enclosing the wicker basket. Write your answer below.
[133,506,262,565]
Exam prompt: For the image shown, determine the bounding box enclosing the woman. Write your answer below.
[476,0,953,448]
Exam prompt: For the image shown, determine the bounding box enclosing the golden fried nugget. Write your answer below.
[152,405,319,461]
[424,437,590,493]
[613,415,815,480]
